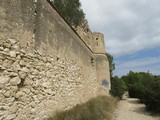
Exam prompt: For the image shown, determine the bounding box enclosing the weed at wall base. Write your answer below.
[49,96,117,120]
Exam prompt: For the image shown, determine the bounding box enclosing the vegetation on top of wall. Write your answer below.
[48,96,117,120]
[50,0,87,27]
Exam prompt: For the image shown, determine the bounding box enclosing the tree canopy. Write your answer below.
[51,0,86,27]
[106,53,115,78]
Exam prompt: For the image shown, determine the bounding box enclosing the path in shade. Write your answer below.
[114,97,160,120]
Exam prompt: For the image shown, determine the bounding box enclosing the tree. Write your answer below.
[105,53,126,99]
[142,77,160,112]
[106,53,115,78]
[51,0,86,27]
[122,71,154,99]
[122,71,160,113]
[110,76,127,99]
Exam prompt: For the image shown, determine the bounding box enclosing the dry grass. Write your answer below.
[48,96,117,120]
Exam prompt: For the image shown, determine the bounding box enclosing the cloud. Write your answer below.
[80,0,160,76]
[114,56,160,76]
[80,0,160,56]
[116,57,160,70]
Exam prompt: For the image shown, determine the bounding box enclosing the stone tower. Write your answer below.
[76,27,111,93]
[92,32,106,54]
[92,32,111,92]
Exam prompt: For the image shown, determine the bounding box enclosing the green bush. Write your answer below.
[49,96,117,120]
[128,83,145,100]
[122,72,160,113]
[142,78,160,112]
[122,72,153,99]
[110,76,127,99]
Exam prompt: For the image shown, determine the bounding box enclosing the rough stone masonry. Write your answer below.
[0,0,110,119]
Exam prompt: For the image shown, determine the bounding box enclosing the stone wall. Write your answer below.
[0,0,110,120]
[76,22,110,90]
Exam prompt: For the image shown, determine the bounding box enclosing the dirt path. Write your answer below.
[114,97,160,120]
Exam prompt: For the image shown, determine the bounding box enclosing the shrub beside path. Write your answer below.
[113,96,160,120]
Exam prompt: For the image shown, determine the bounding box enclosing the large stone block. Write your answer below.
[0,76,10,85]
[10,77,21,86]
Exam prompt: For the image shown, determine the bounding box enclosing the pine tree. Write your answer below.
[51,0,86,27]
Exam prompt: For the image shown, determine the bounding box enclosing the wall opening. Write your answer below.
[34,10,37,15]
[96,38,98,46]
[91,57,94,66]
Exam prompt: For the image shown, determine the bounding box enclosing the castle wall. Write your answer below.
[76,22,110,93]
[0,0,110,119]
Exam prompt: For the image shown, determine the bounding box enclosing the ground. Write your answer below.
[114,96,160,120]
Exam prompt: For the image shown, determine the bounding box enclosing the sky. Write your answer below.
[80,0,160,77]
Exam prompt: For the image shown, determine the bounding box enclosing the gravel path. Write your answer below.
[114,97,160,120]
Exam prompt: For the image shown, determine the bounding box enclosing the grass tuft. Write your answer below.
[49,96,117,120]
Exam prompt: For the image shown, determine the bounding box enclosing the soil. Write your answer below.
[114,96,160,120]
